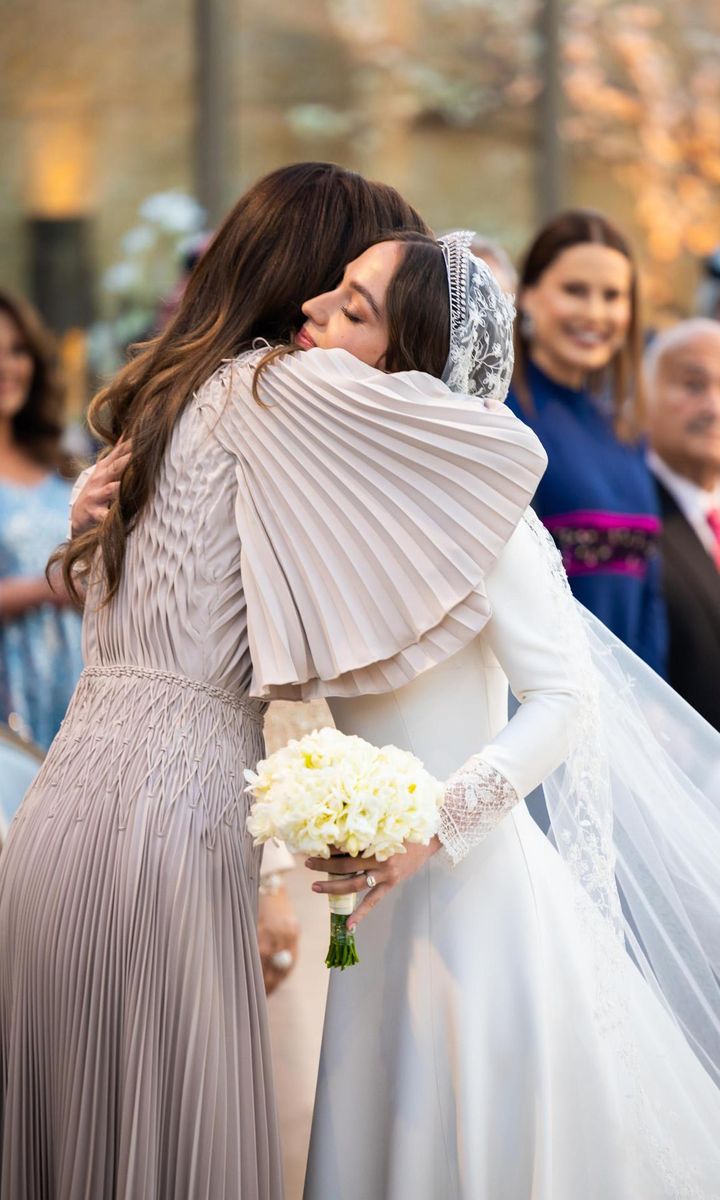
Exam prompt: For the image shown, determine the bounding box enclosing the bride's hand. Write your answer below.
[305,836,441,931]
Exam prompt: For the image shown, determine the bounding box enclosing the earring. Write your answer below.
[519,310,535,339]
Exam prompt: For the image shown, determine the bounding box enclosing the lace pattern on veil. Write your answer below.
[439,231,516,403]
[521,508,623,937]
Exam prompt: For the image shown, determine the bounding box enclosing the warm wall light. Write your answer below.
[25,116,93,218]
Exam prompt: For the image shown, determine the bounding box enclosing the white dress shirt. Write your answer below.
[647,450,720,559]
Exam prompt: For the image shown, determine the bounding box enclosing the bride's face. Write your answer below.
[297,241,404,368]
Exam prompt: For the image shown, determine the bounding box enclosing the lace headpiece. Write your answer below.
[439,230,515,403]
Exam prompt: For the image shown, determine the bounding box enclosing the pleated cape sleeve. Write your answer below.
[205,347,547,700]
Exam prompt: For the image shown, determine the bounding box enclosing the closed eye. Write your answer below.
[341,306,363,325]
[681,376,708,394]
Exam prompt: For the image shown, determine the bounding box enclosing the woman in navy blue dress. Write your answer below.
[507,211,666,674]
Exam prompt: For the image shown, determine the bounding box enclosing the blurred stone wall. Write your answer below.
[0,0,538,303]
[0,0,194,303]
[1,0,719,321]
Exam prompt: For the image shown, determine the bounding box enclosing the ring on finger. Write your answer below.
[365,872,378,889]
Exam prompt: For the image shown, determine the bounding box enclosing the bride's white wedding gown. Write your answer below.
[91,339,711,1200]
[303,514,720,1200]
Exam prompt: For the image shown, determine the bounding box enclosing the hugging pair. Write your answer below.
[2,163,718,1200]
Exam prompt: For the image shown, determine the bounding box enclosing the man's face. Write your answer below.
[648,329,720,480]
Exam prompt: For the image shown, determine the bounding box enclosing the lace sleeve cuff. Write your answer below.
[438,755,521,865]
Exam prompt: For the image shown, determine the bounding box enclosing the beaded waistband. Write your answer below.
[80,664,266,726]
[543,510,661,579]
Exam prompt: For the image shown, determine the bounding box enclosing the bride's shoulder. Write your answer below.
[196,345,543,466]
[252,346,495,423]
[197,345,368,406]
[275,346,453,397]
[199,342,486,415]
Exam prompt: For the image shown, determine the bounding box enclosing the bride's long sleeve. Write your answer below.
[438,514,584,864]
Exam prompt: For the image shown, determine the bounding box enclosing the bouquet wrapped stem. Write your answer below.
[326,889,359,969]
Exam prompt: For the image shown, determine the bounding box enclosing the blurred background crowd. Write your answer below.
[1,1,720,1194]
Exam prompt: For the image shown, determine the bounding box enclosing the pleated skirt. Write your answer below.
[0,665,283,1200]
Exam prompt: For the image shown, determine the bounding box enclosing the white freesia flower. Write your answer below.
[138,190,206,234]
[246,727,442,861]
[121,225,157,256]
[102,262,142,294]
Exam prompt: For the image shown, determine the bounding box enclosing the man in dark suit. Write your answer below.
[646,319,720,730]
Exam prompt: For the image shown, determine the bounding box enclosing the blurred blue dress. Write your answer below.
[0,474,83,750]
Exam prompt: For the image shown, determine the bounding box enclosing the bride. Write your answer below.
[69,217,719,1196]
[279,232,720,1197]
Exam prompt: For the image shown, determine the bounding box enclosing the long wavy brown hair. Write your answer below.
[62,163,428,604]
[0,290,74,477]
[513,209,644,442]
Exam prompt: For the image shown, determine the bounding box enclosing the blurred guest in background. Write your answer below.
[154,231,212,333]
[646,319,720,730]
[0,291,83,749]
[508,210,667,673]
[258,838,300,995]
[696,246,720,323]
[470,233,518,295]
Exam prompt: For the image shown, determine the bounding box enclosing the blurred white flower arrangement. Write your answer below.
[89,190,207,381]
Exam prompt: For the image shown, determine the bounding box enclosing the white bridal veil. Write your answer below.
[544,568,720,1087]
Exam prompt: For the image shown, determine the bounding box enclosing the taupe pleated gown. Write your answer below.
[0,346,545,1199]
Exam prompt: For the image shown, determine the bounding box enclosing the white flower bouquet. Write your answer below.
[245,727,442,968]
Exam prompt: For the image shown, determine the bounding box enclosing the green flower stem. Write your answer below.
[325,912,359,969]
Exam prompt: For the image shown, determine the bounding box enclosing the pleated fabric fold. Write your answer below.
[207,347,547,699]
[0,667,282,1200]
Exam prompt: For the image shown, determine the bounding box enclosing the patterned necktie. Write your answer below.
[705,508,720,570]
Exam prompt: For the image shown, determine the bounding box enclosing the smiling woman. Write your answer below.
[519,241,632,391]
[506,210,668,675]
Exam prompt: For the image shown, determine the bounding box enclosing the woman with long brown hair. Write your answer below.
[0,163,445,1200]
[0,291,83,750]
[507,210,667,673]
